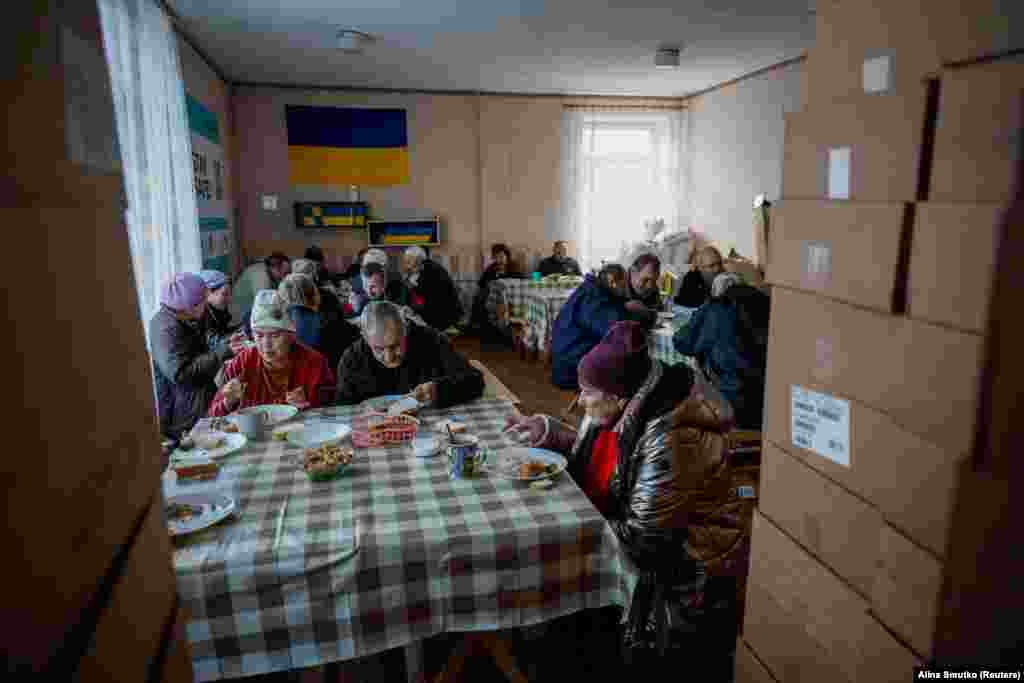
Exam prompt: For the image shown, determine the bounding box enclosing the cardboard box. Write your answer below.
[806,0,942,105]
[763,372,966,558]
[871,524,944,658]
[734,638,778,683]
[744,512,921,682]
[767,200,910,313]
[766,287,983,458]
[936,0,1024,65]
[930,58,1024,202]
[782,84,933,202]
[908,202,1002,334]
[760,442,883,596]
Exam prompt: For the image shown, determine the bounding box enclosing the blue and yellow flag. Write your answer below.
[285,105,409,186]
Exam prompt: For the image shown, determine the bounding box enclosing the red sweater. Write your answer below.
[208,344,336,416]
[584,430,619,515]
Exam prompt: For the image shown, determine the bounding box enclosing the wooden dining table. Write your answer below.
[165,397,634,682]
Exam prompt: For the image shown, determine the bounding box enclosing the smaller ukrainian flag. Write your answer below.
[286,106,409,186]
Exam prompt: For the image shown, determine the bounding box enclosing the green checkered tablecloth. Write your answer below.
[523,290,576,353]
[168,398,631,681]
[487,279,580,321]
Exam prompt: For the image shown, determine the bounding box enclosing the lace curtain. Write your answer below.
[560,108,687,272]
[99,0,201,343]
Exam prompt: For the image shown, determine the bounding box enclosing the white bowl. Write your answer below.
[286,423,352,449]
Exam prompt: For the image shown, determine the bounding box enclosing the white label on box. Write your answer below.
[862,54,892,94]
[261,194,278,211]
[791,385,851,467]
[827,147,851,199]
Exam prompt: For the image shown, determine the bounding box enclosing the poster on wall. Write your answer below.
[187,93,233,273]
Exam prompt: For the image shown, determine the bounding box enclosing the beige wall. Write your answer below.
[177,34,240,274]
[232,86,683,276]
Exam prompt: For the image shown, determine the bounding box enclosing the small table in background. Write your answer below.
[522,289,576,362]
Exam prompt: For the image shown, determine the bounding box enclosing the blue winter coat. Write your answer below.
[550,274,629,390]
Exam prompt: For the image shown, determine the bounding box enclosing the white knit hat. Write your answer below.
[363,248,388,268]
[250,290,292,331]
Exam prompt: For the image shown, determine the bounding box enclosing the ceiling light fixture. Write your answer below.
[655,45,682,69]
[336,29,374,53]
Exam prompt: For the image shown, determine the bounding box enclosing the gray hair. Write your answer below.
[361,300,407,338]
[363,248,388,268]
[404,246,427,266]
[277,273,317,308]
[290,258,318,278]
[711,271,742,298]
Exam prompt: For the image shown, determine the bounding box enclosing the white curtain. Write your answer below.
[560,108,687,272]
[99,0,201,341]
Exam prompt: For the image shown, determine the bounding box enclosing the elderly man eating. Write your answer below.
[208,290,335,415]
[335,301,483,407]
[401,245,464,331]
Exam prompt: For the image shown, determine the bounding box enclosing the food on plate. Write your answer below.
[173,462,220,482]
[195,435,225,450]
[166,502,203,521]
[369,415,414,434]
[518,461,558,479]
[303,443,355,476]
[206,417,239,433]
[386,397,419,416]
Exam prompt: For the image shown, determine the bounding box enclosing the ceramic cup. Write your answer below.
[446,435,486,479]
[231,408,270,441]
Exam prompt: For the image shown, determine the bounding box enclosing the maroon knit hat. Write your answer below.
[578,321,652,398]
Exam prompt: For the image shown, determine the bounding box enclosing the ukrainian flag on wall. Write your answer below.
[285,105,410,186]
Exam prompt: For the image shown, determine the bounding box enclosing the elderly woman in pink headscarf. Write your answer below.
[150,273,233,440]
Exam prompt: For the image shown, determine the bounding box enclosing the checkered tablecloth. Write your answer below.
[167,398,632,681]
[487,279,580,322]
[523,290,575,353]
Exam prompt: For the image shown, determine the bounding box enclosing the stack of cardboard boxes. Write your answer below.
[736,0,1023,680]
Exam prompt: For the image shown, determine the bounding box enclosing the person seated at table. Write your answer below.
[623,253,664,328]
[550,263,630,390]
[208,290,336,415]
[675,246,725,308]
[303,244,331,284]
[507,321,747,653]
[348,254,410,317]
[198,269,245,355]
[291,257,345,328]
[401,246,464,332]
[538,240,582,277]
[277,273,360,370]
[470,243,524,334]
[335,301,484,408]
[231,251,291,322]
[343,247,369,281]
[674,271,769,430]
[150,273,234,440]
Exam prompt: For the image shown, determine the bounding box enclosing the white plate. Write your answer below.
[286,423,352,449]
[410,435,443,458]
[493,447,568,481]
[171,432,247,462]
[232,404,299,426]
[165,493,235,537]
[364,394,420,415]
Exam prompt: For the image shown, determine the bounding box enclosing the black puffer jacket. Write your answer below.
[150,306,231,439]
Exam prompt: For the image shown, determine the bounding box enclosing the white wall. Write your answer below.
[686,60,804,259]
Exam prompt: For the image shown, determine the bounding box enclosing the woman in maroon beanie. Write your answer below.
[506,320,751,659]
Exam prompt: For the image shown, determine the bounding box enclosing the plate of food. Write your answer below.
[434,419,468,436]
[303,443,355,481]
[364,394,420,416]
[236,404,299,426]
[493,447,568,482]
[286,423,352,449]
[165,493,235,537]
[270,422,306,442]
[172,432,247,461]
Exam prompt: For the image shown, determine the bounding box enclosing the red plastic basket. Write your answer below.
[352,411,420,447]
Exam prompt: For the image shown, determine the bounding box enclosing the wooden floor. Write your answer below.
[218,335,736,683]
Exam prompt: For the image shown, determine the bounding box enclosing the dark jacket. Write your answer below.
[287,305,323,351]
[470,264,524,328]
[204,304,239,355]
[408,259,464,331]
[335,323,484,408]
[550,274,629,390]
[538,255,582,277]
[674,269,710,308]
[543,363,743,574]
[673,296,766,429]
[150,306,231,439]
[625,278,662,328]
[287,304,360,371]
